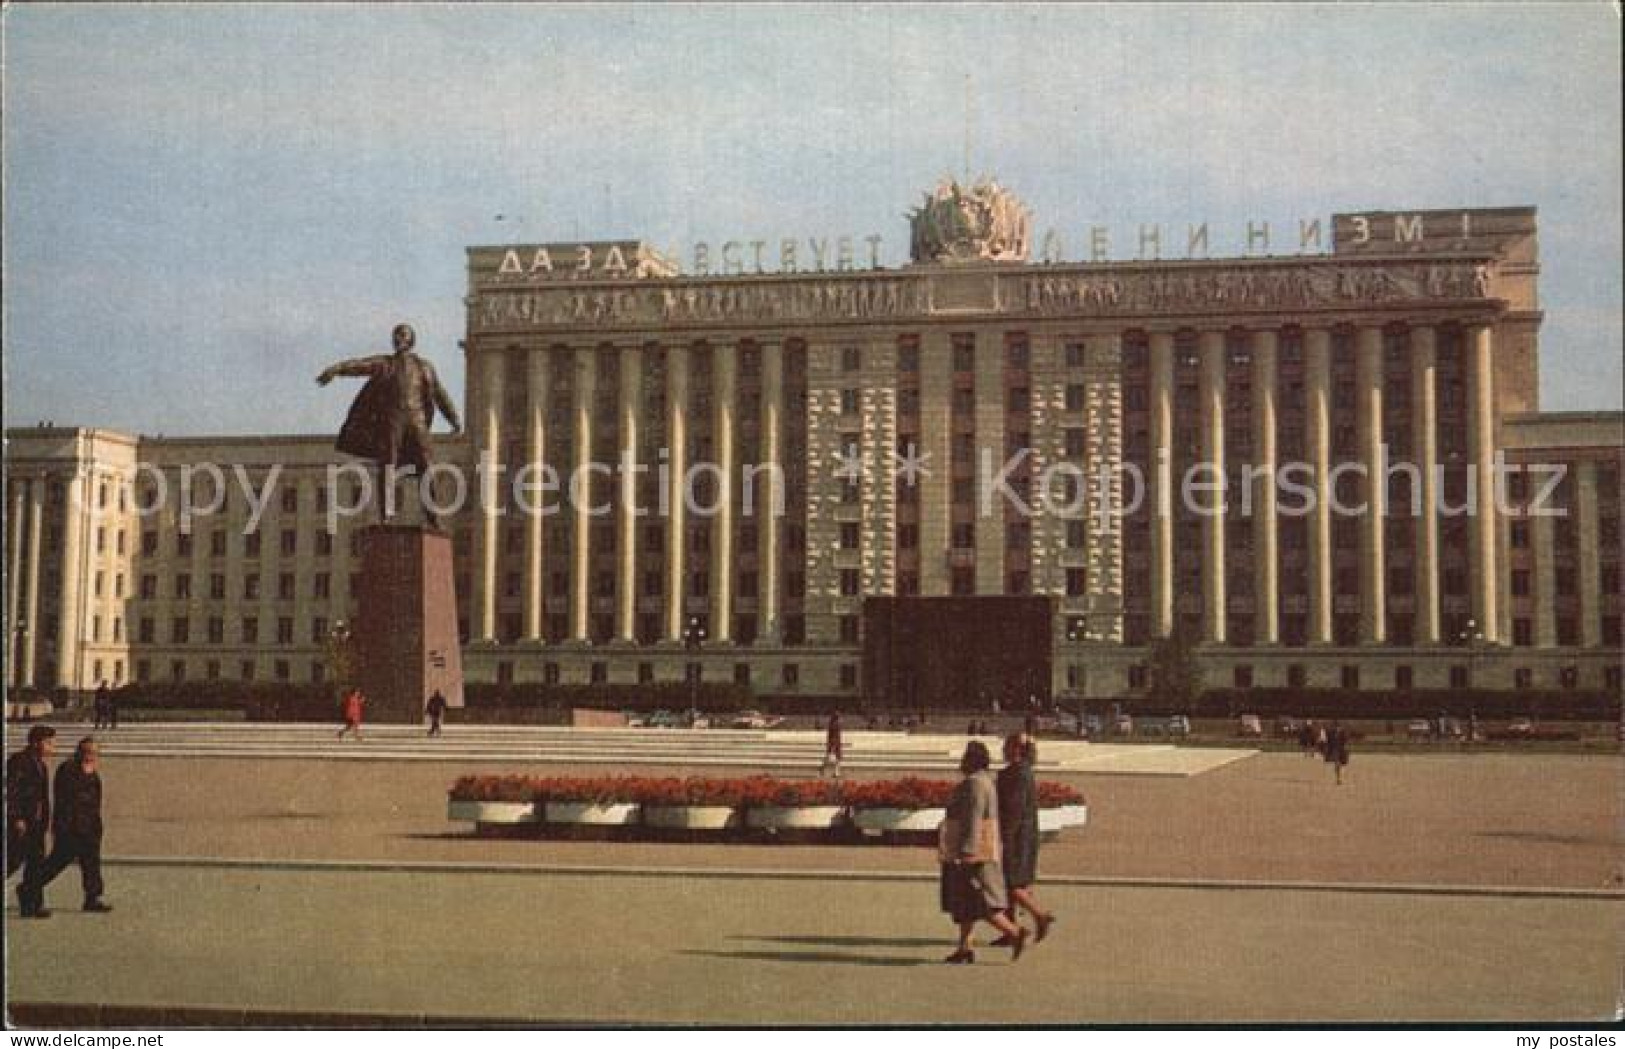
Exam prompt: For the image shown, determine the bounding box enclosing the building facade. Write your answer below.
[7,194,1623,704]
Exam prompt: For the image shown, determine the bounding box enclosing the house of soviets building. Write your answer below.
[7,184,1623,707]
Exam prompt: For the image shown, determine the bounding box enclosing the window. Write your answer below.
[207,617,224,644]
[637,663,654,684]
[781,664,800,689]
[1007,387,1030,413]
[140,575,157,600]
[1234,666,1254,689]
[311,617,328,644]
[244,574,260,600]
[278,573,296,600]
[840,569,861,596]
[210,574,226,600]
[1449,666,1469,689]
[952,337,975,372]
[171,617,190,644]
[839,615,860,644]
[277,617,294,645]
[898,345,919,372]
[1340,666,1360,689]
[1064,429,1087,458]
[841,346,862,372]
[1127,665,1148,690]
[952,523,975,549]
[840,388,860,415]
[242,617,258,644]
[210,530,227,557]
[1514,667,1534,690]
[281,487,299,513]
[1064,342,1086,368]
[591,662,608,684]
[1066,568,1087,596]
[1395,666,1413,691]
[839,664,859,691]
[141,531,159,556]
[314,573,331,599]
[281,529,297,556]
[733,663,751,686]
[840,523,860,549]
[1064,384,1085,411]
[175,574,192,599]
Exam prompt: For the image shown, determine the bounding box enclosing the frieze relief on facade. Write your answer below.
[471,260,1494,333]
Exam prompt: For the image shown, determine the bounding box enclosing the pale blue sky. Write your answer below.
[4,3,1621,436]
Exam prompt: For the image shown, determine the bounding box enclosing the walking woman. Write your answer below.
[1325,720,1350,785]
[996,733,1055,943]
[939,740,1029,964]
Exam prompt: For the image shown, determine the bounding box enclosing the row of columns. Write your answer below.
[471,341,785,646]
[5,470,88,689]
[1146,321,1501,647]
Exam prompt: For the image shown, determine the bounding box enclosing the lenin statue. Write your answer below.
[317,323,462,528]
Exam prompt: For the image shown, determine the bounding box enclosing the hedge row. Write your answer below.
[463,681,754,713]
[1125,688,1621,721]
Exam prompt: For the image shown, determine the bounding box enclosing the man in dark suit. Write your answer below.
[31,737,112,913]
[7,725,57,918]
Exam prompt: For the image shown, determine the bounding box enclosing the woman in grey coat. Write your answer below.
[996,733,1055,943]
[939,740,1029,964]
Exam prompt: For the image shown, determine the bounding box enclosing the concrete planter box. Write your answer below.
[1039,804,1089,833]
[851,807,946,834]
[642,805,742,831]
[448,800,537,825]
[545,801,641,826]
[746,805,847,831]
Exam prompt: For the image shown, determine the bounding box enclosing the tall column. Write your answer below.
[664,345,690,641]
[1411,326,1442,644]
[570,346,597,643]
[710,345,737,642]
[1148,331,1176,638]
[1356,325,1386,645]
[758,341,784,642]
[57,468,87,688]
[918,332,952,596]
[523,349,550,642]
[972,328,1006,595]
[1532,507,1557,648]
[22,479,43,687]
[1576,460,1602,647]
[1305,328,1335,644]
[1198,331,1226,645]
[1466,323,1500,643]
[1252,329,1280,646]
[7,480,26,686]
[473,349,504,643]
[615,346,642,643]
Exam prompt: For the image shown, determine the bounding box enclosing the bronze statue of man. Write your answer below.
[317,323,462,527]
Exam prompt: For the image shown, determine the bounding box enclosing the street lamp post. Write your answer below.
[1458,617,1486,744]
[683,615,705,726]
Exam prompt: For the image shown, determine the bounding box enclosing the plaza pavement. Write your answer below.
[8,862,1621,1024]
[33,721,1257,776]
[4,728,1621,1025]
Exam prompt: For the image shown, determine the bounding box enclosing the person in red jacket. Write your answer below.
[336,689,366,741]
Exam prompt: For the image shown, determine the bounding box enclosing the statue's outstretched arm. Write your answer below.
[316,355,389,386]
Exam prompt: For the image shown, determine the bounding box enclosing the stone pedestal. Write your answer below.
[355,525,464,723]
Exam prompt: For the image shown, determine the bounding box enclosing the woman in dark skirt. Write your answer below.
[996,733,1055,943]
[939,740,1029,964]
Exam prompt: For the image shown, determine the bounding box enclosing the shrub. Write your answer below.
[843,777,955,809]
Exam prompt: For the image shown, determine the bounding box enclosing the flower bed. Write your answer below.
[445,774,1088,841]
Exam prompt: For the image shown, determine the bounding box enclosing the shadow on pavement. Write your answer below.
[679,949,932,967]
[732,934,945,948]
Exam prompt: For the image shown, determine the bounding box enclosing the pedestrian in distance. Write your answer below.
[337,688,366,741]
[92,681,111,730]
[426,690,448,737]
[7,725,57,918]
[821,712,843,780]
[106,687,119,730]
[994,733,1055,946]
[1325,720,1351,785]
[939,740,1029,964]
[30,737,112,913]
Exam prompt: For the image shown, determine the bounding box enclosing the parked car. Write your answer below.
[1112,713,1134,736]
[1505,717,1536,738]
[729,710,781,729]
[645,710,685,729]
[1406,718,1433,739]
[1082,714,1105,738]
[1236,713,1264,738]
[1165,714,1192,738]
